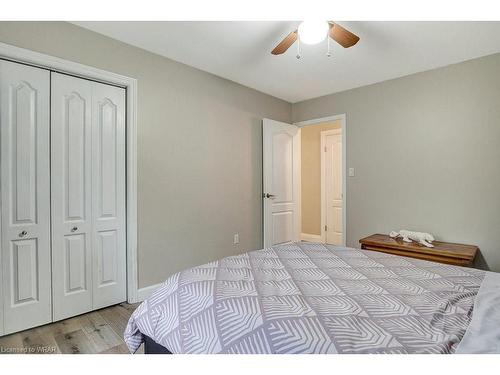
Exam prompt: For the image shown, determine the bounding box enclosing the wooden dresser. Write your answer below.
[359,233,478,267]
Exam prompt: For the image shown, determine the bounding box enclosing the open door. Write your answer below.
[263,119,300,248]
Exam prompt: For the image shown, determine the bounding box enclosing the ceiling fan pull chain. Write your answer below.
[296,37,301,59]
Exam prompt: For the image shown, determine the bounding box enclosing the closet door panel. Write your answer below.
[0,60,52,334]
[97,230,118,286]
[91,82,126,309]
[51,73,93,321]
[11,240,39,303]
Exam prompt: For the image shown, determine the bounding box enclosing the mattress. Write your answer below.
[124,242,498,354]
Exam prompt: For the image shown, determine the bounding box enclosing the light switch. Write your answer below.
[233,233,239,244]
[348,167,355,177]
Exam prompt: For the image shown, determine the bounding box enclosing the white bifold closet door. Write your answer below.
[0,60,52,335]
[51,73,126,321]
[89,79,126,310]
[51,73,93,320]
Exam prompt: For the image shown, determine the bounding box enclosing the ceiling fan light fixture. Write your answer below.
[298,21,329,45]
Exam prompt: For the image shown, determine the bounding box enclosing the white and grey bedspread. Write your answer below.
[124,242,495,354]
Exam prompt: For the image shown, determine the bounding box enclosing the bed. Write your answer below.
[124,242,500,354]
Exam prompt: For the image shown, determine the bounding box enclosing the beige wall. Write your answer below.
[301,121,341,235]
[0,22,292,288]
[293,53,500,271]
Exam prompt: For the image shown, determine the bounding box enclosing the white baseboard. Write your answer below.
[136,283,163,302]
[301,233,323,243]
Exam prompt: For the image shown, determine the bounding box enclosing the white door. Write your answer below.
[263,119,300,248]
[51,73,93,321]
[52,74,126,318]
[91,81,126,309]
[322,130,343,245]
[0,60,52,334]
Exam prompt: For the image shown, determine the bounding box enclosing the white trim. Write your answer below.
[296,127,302,245]
[294,130,301,244]
[294,114,345,128]
[136,283,163,302]
[300,233,323,243]
[320,129,342,244]
[294,114,347,246]
[0,42,140,303]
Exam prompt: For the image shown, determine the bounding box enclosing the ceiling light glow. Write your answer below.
[298,21,329,45]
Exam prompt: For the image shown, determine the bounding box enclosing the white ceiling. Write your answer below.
[72,21,500,103]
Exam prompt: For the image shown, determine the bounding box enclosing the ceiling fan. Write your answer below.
[271,21,359,57]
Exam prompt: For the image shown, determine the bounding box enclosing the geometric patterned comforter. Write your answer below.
[124,242,486,354]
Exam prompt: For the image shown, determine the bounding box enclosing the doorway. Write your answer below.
[298,118,345,245]
[262,115,346,248]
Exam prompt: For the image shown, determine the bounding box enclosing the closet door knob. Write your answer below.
[19,230,28,237]
[71,226,78,232]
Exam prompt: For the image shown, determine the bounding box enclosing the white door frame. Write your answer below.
[320,128,342,244]
[0,42,140,303]
[294,114,347,246]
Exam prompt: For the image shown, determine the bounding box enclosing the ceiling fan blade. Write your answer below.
[271,30,298,55]
[328,22,359,48]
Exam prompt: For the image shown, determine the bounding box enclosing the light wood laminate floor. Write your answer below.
[0,303,142,354]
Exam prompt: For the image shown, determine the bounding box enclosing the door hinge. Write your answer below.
[324,146,327,152]
[325,225,327,231]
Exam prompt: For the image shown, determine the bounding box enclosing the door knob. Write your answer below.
[19,230,27,237]
[263,193,276,199]
[71,226,78,232]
